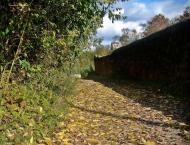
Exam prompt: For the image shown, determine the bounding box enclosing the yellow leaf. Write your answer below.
[30,136,34,144]
[57,131,65,139]
[44,137,52,145]
[39,106,43,113]
[142,138,155,145]
[62,139,71,145]
[86,138,99,144]
[144,140,155,145]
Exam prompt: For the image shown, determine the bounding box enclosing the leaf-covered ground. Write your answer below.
[50,78,190,145]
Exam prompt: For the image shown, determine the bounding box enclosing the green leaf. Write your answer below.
[5,28,10,35]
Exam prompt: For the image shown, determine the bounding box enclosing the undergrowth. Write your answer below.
[0,68,75,144]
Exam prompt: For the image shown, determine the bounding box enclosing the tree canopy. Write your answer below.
[143,14,169,37]
[0,0,127,76]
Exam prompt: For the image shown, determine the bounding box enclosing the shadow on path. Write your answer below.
[86,75,190,126]
[68,102,189,131]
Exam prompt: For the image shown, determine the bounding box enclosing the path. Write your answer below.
[52,79,190,145]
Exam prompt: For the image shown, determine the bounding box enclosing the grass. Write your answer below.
[0,68,75,144]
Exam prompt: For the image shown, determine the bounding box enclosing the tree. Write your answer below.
[113,28,140,47]
[172,6,190,24]
[183,6,190,19]
[0,0,127,77]
[143,14,169,37]
[95,45,111,56]
[119,28,130,46]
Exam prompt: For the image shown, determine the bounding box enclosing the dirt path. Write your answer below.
[52,79,190,145]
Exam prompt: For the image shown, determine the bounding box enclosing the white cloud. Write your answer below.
[97,16,144,45]
[124,0,189,20]
[148,0,186,19]
[97,0,190,45]
[97,16,125,38]
[122,21,144,32]
[125,1,185,21]
[126,2,148,16]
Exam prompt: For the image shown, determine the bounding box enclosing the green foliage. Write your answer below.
[0,0,127,144]
[19,59,30,71]
[74,47,112,78]
[95,46,112,56]
[78,52,95,77]
[113,28,140,46]
[0,0,126,69]
[0,0,127,80]
[0,68,74,144]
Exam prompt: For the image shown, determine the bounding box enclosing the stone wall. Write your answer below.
[94,19,190,82]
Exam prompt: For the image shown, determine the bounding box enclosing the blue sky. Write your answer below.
[97,0,190,45]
